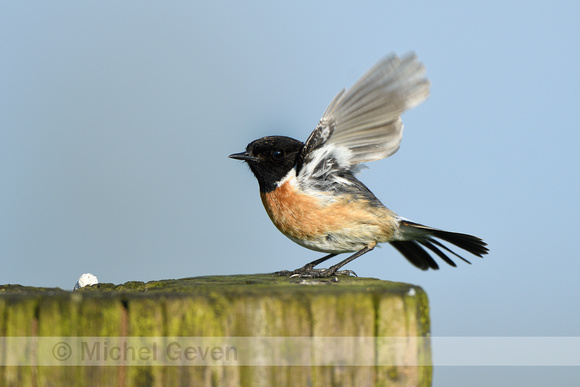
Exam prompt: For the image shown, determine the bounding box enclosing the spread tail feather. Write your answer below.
[391,220,489,270]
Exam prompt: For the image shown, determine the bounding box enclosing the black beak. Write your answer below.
[229,152,259,162]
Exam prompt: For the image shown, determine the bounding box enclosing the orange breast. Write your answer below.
[259,180,397,243]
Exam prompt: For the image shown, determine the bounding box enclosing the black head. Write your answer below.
[229,136,304,193]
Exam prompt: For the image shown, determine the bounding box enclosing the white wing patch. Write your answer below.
[297,143,356,192]
[300,143,352,179]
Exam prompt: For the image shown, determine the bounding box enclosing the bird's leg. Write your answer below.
[274,253,337,276]
[277,242,377,278]
[318,243,376,277]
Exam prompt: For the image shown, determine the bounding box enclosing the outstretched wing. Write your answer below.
[297,53,430,179]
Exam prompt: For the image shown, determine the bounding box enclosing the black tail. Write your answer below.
[390,220,489,270]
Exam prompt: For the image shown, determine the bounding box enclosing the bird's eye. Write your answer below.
[272,150,284,160]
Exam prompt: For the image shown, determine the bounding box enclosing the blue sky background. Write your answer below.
[2,2,579,385]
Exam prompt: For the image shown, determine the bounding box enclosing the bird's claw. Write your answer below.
[275,268,357,278]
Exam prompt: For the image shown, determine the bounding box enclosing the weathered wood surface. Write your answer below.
[0,274,432,386]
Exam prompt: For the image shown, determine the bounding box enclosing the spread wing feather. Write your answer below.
[298,53,430,176]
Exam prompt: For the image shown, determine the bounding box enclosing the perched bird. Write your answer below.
[230,53,488,277]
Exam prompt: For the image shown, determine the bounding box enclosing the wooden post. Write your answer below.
[0,275,432,386]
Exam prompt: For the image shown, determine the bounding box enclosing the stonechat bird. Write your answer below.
[230,53,488,277]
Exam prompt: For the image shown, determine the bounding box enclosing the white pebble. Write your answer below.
[74,273,99,290]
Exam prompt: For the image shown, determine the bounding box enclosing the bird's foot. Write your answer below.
[275,267,357,278]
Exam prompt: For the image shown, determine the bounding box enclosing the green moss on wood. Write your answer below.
[0,274,431,386]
